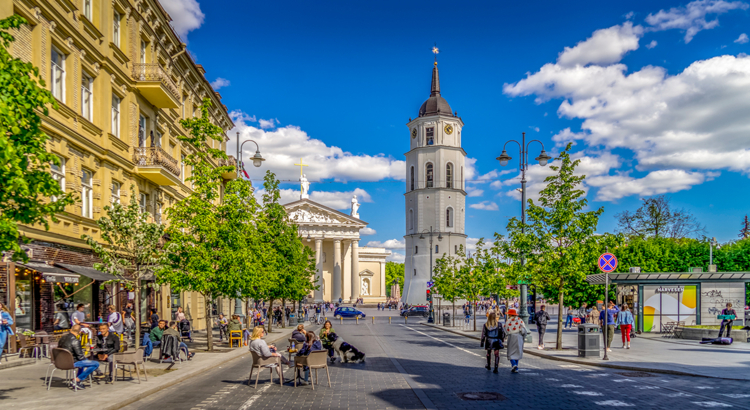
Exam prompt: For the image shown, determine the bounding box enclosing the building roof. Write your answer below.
[586,271,750,285]
[418,62,453,117]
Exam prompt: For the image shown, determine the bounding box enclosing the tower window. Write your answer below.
[409,209,414,230]
[455,245,458,253]
[435,245,439,254]
[446,163,453,188]
[410,166,415,191]
[446,207,453,228]
[415,246,418,254]
[426,127,434,145]
[426,163,433,188]
[414,269,417,276]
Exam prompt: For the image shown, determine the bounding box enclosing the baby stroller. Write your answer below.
[179,320,193,342]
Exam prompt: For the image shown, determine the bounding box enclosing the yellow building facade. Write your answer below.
[0,0,236,334]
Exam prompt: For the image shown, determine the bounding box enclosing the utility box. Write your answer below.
[578,323,600,358]
[443,312,451,326]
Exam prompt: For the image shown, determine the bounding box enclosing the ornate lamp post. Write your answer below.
[419,226,443,324]
[496,132,551,335]
[234,132,265,318]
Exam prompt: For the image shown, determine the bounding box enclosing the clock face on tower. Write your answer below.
[444,124,453,135]
[411,128,417,138]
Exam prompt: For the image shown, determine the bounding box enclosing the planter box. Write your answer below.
[675,327,749,343]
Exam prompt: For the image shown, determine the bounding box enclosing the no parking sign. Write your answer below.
[598,253,618,273]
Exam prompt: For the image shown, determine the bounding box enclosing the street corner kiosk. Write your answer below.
[587,267,748,334]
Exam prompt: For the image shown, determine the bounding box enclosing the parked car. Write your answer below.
[400,306,429,317]
[333,307,366,319]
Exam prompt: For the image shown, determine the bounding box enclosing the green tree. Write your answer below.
[457,239,497,331]
[502,143,603,350]
[433,245,466,326]
[0,16,74,261]
[385,262,404,298]
[83,186,164,347]
[160,99,264,351]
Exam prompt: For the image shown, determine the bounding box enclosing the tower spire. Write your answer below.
[431,44,440,96]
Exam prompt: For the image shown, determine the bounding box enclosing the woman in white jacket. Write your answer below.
[504,308,528,373]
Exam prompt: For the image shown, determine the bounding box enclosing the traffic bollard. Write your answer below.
[340,317,343,325]
[372,316,374,324]
[389,317,391,324]
[356,317,359,325]
[405,316,408,325]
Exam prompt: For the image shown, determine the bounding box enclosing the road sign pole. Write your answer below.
[597,252,617,361]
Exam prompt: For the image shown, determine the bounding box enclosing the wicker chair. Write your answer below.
[303,350,330,389]
[248,351,283,388]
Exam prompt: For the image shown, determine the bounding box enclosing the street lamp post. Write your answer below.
[496,132,552,337]
[233,132,265,318]
[709,237,720,267]
[419,226,443,324]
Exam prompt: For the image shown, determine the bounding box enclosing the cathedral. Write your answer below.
[402,58,468,305]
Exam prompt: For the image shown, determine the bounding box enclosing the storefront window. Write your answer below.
[171,290,181,321]
[53,276,94,326]
[642,285,697,332]
[14,268,34,331]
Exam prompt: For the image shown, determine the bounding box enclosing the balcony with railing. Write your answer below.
[218,155,237,180]
[133,146,181,186]
[132,64,180,108]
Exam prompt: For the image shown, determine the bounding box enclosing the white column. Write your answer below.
[380,260,386,300]
[333,239,342,302]
[351,240,360,301]
[314,239,323,302]
[342,240,352,302]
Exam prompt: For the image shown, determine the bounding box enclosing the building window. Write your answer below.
[155,130,162,148]
[410,166,415,191]
[414,269,417,276]
[426,163,433,188]
[446,207,453,228]
[111,181,121,204]
[446,163,453,188]
[140,40,146,64]
[51,47,65,101]
[181,154,186,182]
[426,127,434,145]
[409,209,414,230]
[113,11,121,47]
[415,246,418,254]
[111,94,120,137]
[81,169,93,218]
[435,245,439,254]
[181,95,186,118]
[84,0,92,21]
[139,193,149,214]
[50,156,66,201]
[138,115,146,147]
[455,245,458,253]
[81,73,93,121]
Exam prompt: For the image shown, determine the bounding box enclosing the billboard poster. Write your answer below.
[642,285,697,332]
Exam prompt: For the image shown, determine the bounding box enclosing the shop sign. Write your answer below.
[655,286,683,294]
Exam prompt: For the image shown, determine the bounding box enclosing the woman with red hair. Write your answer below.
[504,308,528,373]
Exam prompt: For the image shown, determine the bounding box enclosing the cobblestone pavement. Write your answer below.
[122,322,750,410]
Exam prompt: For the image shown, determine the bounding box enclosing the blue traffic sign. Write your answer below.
[598,253,618,273]
[427,281,434,288]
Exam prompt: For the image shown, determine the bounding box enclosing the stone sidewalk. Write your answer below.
[0,327,297,410]
[424,321,750,381]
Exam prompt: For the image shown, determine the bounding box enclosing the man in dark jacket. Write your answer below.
[95,323,120,382]
[164,321,195,361]
[534,305,551,350]
[58,325,99,389]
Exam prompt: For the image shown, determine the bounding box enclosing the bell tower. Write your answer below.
[402,56,467,305]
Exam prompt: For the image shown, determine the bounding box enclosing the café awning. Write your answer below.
[56,263,119,282]
[18,262,81,284]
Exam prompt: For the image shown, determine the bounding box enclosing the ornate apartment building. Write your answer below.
[0,0,236,338]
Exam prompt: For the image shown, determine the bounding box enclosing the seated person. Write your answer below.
[58,325,98,389]
[249,326,290,367]
[163,321,195,361]
[53,304,70,331]
[93,323,120,382]
[142,320,166,357]
[227,315,243,344]
[291,324,307,344]
[295,331,323,385]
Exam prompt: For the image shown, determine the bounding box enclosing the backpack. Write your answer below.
[486,325,500,339]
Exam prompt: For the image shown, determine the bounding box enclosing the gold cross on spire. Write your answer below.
[294,158,309,194]
[294,158,308,177]
[432,44,439,65]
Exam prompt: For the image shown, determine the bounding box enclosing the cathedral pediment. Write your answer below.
[284,199,367,227]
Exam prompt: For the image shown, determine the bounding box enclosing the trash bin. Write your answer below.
[289,313,296,325]
[443,313,451,326]
[578,323,600,358]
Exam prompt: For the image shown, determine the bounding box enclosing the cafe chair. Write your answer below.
[248,351,283,388]
[18,334,41,360]
[305,350,331,389]
[229,330,242,348]
[114,347,148,384]
[48,348,92,391]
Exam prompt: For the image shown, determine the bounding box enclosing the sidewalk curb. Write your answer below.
[421,323,748,382]
[107,327,297,410]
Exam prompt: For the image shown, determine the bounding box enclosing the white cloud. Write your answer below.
[229,112,404,183]
[646,40,658,49]
[210,77,230,90]
[464,157,478,182]
[735,33,749,43]
[466,187,484,197]
[587,170,712,201]
[387,252,405,263]
[624,11,635,20]
[469,201,499,211]
[255,187,372,211]
[360,227,377,236]
[366,239,405,249]
[258,118,278,129]
[645,0,749,43]
[159,0,205,42]
[465,237,480,252]
[557,22,643,67]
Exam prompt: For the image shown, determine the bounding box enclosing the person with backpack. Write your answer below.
[534,305,551,350]
[481,311,505,373]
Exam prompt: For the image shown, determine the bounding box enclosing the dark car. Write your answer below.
[400,306,429,317]
[333,307,366,319]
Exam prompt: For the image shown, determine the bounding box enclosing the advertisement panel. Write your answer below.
[642,285,697,332]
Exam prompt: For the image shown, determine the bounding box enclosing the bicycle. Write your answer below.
[309,315,324,325]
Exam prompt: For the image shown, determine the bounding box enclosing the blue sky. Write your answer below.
[162,0,750,261]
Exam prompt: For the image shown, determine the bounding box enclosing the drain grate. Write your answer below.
[615,371,657,378]
[457,392,506,401]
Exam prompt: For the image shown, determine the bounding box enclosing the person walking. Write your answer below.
[504,309,528,373]
[578,303,588,324]
[616,303,635,349]
[599,301,618,352]
[0,303,14,362]
[481,311,505,373]
[719,303,737,338]
[564,306,574,329]
[534,305,551,350]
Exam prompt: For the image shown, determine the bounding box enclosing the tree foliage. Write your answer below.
[501,143,603,350]
[0,16,74,261]
[432,246,464,325]
[385,262,404,298]
[615,195,705,239]
[83,186,165,346]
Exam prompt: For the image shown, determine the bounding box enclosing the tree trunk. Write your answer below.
[556,288,565,350]
[473,300,477,331]
[267,299,273,334]
[204,295,214,352]
[134,281,141,350]
[452,300,456,327]
[281,298,286,328]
